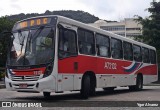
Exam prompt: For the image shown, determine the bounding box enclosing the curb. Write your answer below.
[0,84,5,89]
[144,83,160,86]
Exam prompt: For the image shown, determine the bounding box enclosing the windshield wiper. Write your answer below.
[18,30,25,45]
[17,31,26,57]
[31,26,44,43]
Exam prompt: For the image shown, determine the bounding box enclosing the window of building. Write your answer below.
[150,49,156,64]
[111,38,123,59]
[133,45,142,62]
[100,26,125,31]
[58,28,77,59]
[78,28,95,55]
[96,34,110,57]
[123,42,133,61]
[142,47,150,63]
[126,28,141,31]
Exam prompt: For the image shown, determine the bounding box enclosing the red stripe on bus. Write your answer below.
[58,55,157,75]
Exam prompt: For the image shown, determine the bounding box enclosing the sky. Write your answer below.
[0,0,153,21]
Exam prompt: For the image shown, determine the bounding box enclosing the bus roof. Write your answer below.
[16,15,156,50]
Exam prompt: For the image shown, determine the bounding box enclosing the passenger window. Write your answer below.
[123,42,133,61]
[142,47,150,63]
[150,50,156,64]
[58,28,77,59]
[78,28,95,55]
[96,34,110,57]
[133,45,142,62]
[111,38,123,59]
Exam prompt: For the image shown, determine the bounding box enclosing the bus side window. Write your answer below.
[123,42,133,61]
[78,28,95,55]
[58,28,77,59]
[96,34,110,57]
[142,47,150,63]
[111,38,123,59]
[133,45,142,62]
[150,49,156,64]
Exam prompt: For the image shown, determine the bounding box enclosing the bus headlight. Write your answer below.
[43,63,53,78]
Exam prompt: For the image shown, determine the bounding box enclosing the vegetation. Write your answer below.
[0,17,16,67]
[135,1,160,67]
[7,10,99,23]
[0,67,5,80]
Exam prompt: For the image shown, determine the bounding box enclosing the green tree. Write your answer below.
[135,1,160,65]
[0,17,16,67]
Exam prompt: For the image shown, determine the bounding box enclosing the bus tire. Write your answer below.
[129,75,143,91]
[90,78,96,96]
[136,75,143,90]
[80,75,90,99]
[43,92,51,98]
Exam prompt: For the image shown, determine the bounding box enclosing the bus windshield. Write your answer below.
[8,27,55,66]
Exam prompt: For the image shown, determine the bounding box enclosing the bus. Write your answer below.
[5,15,158,99]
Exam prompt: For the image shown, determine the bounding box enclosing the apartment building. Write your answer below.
[89,18,142,38]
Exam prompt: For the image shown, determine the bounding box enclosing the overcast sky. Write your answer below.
[0,0,153,21]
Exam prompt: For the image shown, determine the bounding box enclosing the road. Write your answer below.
[0,86,160,109]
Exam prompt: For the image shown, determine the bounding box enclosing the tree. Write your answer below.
[0,17,16,67]
[135,1,160,65]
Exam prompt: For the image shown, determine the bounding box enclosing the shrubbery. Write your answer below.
[0,68,5,80]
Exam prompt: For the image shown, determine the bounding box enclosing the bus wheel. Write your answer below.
[80,75,90,99]
[43,92,51,98]
[136,75,143,90]
[129,75,143,91]
[90,79,96,96]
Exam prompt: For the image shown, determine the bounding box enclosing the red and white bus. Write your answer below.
[5,15,158,98]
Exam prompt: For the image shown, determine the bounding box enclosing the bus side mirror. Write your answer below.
[0,31,14,40]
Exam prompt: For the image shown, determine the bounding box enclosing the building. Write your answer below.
[89,18,142,38]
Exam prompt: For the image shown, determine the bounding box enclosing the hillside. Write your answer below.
[6,10,100,23]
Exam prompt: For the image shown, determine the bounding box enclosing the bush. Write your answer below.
[0,72,5,80]
[0,71,5,77]
[0,67,5,80]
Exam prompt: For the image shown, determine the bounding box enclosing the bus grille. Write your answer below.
[11,75,40,81]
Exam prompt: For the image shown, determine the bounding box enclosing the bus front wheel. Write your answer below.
[80,75,90,99]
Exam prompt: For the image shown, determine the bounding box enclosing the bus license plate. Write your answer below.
[19,84,27,88]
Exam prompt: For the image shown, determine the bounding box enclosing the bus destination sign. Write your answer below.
[14,18,51,30]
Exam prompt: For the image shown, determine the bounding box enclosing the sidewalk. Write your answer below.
[144,81,160,86]
[0,78,5,89]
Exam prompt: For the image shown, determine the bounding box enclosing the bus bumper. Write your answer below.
[5,75,56,92]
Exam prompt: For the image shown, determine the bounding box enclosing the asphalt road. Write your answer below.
[0,86,160,109]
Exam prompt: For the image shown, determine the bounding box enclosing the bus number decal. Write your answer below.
[34,71,42,75]
[104,62,117,70]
